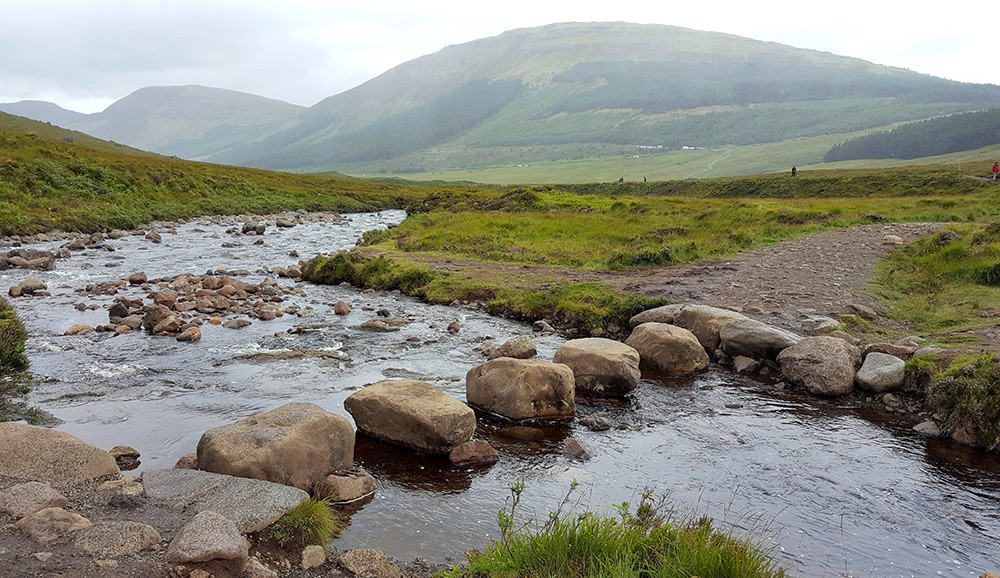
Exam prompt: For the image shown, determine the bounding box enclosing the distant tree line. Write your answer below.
[824,108,1000,161]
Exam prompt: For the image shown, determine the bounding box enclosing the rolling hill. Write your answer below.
[0,100,87,127]
[7,22,1000,177]
[212,22,1000,173]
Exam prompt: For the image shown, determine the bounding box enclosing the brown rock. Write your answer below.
[152,315,182,333]
[151,290,177,308]
[344,380,476,454]
[127,272,147,285]
[74,521,161,557]
[197,402,355,491]
[142,304,172,332]
[144,230,161,243]
[302,544,325,569]
[563,437,591,460]
[0,423,119,485]
[447,320,460,333]
[628,304,687,328]
[777,336,861,396]
[552,337,640,397]
[673,305,747,352]
[334,301,352,315]
[0,481,68,518]
[338,549,402,578]
[177,326,201,342]
[314,467,376,503]
[624,323,709,376]
[64,324,94,336]
[448,440,499,466]
[489,335,537,360]
[174,452,198,469]
[109,445,141,471]
[166,510,248,571]
[16,507,92,543]
[466,358,575,421]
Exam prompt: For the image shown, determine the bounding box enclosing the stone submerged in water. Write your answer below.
[777,336,861,396]
[466,358,575,421]
[553,337,640,397]
[624,323,708,376]
[345,379,476,454]
[489,335,537,360]
[313,467,376,503]
[448,440,499,466]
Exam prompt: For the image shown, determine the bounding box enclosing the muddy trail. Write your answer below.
[372,222,944,331]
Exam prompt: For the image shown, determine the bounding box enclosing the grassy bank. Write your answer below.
[0,296,36,423]
[0,112,493,235]
[359,169,998,271]
[303,252,666,331]
[441,487,785,578]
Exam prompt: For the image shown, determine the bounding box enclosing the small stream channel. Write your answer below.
[2,210,998,577]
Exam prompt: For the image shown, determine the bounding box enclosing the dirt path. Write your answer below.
[372,222,943,330]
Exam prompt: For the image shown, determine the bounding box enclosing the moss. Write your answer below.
[926,354,1000,450]
[0,297,28,371]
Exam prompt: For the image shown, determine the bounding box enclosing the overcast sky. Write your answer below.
[2,0,995,113]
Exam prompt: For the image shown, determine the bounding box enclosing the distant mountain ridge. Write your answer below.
[6,22,1000,175]
[0,100,87,127]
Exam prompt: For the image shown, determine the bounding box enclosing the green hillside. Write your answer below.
[213,22,1000,173]
[67,85,306,160]
[0,112,488,235]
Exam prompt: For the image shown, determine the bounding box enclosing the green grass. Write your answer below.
[873,222,1000,332]
[0,296,37,423]
[0,111,495,235]
[926,354,1000,450]
[440,487,785,578]
[260,498,344,548]
[303,252,667,331]
[360,171,999,272]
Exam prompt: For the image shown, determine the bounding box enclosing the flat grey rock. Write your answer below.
[142,468,307,533]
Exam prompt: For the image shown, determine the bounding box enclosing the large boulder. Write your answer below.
[673,305,747,352]
[777,336,861,396]
[344,380,476,454]
[628,304,686,328]
[855,352,906,393]
[719,318,802,359]
[623,323,709,376]
[0,423,119,485]
[552,337,640,397]
[197,402,354,491]
[143,468,308,533]
[466,358,575,421]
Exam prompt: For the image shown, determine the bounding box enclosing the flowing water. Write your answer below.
[2,211,998,577]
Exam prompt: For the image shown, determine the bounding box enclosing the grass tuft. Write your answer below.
[261,498,343,548]
[441,486,786,578]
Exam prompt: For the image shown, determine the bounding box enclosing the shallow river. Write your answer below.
[2,211,999,577]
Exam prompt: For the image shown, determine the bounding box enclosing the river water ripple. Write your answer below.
[2,211,998,577]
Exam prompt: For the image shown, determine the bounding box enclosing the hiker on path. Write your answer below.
[791,166,797,177]
[993,161,999,181]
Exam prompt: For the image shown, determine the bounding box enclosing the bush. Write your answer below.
[0,297,28,371]
[926,354,1000,449]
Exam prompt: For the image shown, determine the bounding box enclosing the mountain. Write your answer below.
[65,85,305,160]
[0,100,87,127]
[209,22,1000,172]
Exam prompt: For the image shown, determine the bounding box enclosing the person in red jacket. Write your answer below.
[993,161,999,181]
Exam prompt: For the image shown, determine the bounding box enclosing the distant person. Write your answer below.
[619,177,624,183]
[791,166,797,177]
[993,161,999,181]
[643,176,647,183]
